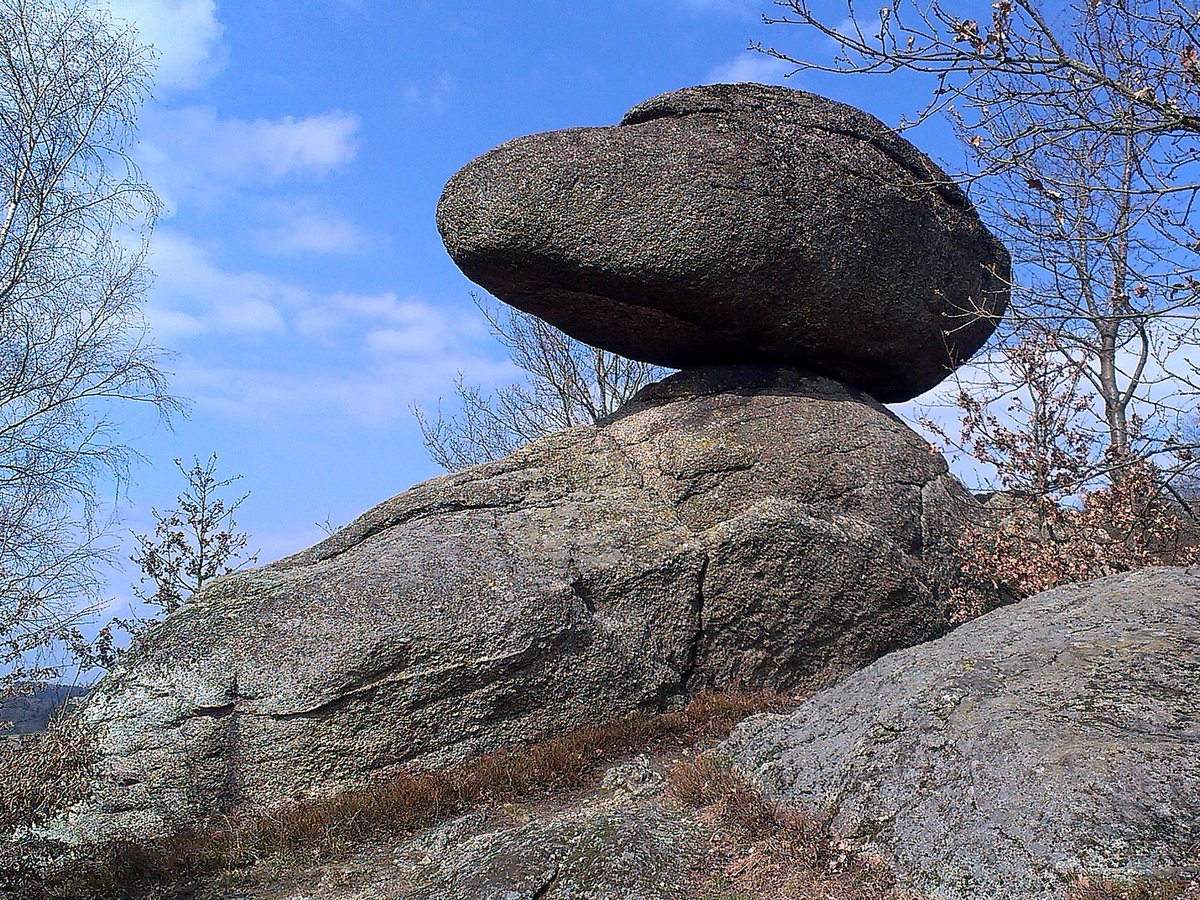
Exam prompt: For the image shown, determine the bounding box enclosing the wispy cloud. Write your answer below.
[403,74,457,112]
[107,1,372,258]
[103,0,226,90]
[167,326,515,427]
[140,107,360,208]
[295,291,480,347]
[145,231,300,341]
[705,52,795,86]
[170,356,512,426]
[253,206,368,256]
[143,233,511,425]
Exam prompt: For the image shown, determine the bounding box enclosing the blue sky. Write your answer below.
[92,0,967,627]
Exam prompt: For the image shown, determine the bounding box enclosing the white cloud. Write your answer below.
[103,0,225,90]
[362,299,474,356]
[142,233,512,425]
[146,231,298,340]
[146,306,205,340]
[403,74,457,112]
[705,53,795,86]
[254,209,368,256]
[296,291,486,355]
[169,340,514,427]
[140,107,360,208]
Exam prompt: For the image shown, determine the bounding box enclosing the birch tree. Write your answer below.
[0,0,172,696]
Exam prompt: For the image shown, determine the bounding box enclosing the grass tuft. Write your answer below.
[668,754,915,900]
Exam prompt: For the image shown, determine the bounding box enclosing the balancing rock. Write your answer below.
[437,83,1010,402]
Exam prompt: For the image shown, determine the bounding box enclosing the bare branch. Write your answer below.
[414,295,669,471]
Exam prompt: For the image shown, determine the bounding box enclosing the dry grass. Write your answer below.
[668,754,917,900]
[13,688,790,900]
[8,690,1194,900]
[669,757,1200,900]
[0,716,94,833]
[1067,876,1197,900]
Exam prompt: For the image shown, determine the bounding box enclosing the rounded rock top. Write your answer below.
[436,83,1010,403]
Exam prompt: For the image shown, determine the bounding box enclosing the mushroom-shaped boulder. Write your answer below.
[437,83,1009,403]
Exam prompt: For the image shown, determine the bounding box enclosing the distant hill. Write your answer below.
[0,684,90,735]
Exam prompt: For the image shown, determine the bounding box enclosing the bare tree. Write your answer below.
[758,0,1200,139]
[758,0,1200,493]
[949,89,1200,494]
[415,296,668,471]
[1,0,172,697]
[131,455,257,615]
[751,0,1200,602]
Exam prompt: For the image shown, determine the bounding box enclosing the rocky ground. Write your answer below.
[183,568,1200,900]
[7,569,1198,900]
[726,566,1200,900]
[183,751,709,900]
[21,82,1010,856]
[174,747,902,900]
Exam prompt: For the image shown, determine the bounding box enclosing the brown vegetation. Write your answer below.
[1066,876,1197,900]
[4,688,790,899]
[0,717,94,834]
[949,457,1200,623]
[668,753,910,900]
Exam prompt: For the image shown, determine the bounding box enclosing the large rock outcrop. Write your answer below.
[437,83,1010,402]
[724,566,1200,899]
[49,366,972,845]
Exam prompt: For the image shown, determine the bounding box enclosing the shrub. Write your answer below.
[950,457,1200,622]
[0,717,94,833]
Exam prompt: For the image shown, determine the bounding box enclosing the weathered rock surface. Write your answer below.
[437,83,1010,402]
[724,566,1200,899]
[392,803,704,899]
[47,366,972,845]
[186,758,707,900]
